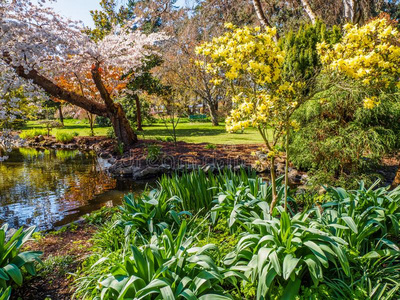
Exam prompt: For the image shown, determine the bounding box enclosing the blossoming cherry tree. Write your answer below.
[0,0,167,146]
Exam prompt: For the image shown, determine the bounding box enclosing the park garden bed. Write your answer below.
[7,168,400,299]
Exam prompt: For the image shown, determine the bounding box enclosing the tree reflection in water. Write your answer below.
[0,148,143,229]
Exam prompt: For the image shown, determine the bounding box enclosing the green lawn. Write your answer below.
[23,119,265,144]
[24,119,112,137]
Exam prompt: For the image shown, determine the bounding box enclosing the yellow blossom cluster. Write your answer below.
[196,24,300,133]
[318,18,400,92]
[363,96,380,109]
[196,23,283,85]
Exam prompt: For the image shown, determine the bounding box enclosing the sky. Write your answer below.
[44,0,191,27]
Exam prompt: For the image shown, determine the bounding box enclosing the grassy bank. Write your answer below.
[23,119,265,144]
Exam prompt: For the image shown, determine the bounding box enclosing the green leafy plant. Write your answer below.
[210,176,289,231]
[205,144,217,150]
[118,190,191,235]
[145,144,162,161]
[225,211,350,299]
[74,173,400,299]
[314,181,400,256]
[158,168,259,212]
[38,255,75,277]
[95,221,239,299]
[55,132,74,143]
[0,225,42,292]
[116,142,124,155]
[325,253,400,300]
[19,129,48,139]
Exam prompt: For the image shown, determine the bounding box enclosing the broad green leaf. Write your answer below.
[160,286,176,300]
[4,264,23,286]
[257,248,272,272]
[117,275,146,299]
[305,256,322,286]
[11,251,42,267]
[180,288,196,300]
[304,241,328,268]
[199,294,232,300]
[269,251,281,276]
[0,269,9,281]
[282,254,300,280]
[281,278,301,300]
[332,245,350,276]
[0,287,11,300]
[136,279,169,298]
[341,216,358,233]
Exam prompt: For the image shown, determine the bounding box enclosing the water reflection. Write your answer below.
[0,148,147,230]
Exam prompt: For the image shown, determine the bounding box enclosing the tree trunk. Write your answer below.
[58,104,64,126]
[91,63,137,146]
[252,0,272,28]
[343,0,354,21]
[87,112,95,136]
[109,102,138,145]
[269,156,278,214]
[284,119,290,213]
[134,94,143,131]
[299,0,318,24]
[343,0,366,24]
[207,102,219,126]
[5,55,138,146]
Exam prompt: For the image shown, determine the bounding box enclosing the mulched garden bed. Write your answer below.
[118,139,263,168]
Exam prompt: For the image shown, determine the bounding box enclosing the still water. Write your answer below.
[0,148,148,230]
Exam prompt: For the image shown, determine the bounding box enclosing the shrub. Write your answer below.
[19,129,48,139]
[95,116,111,127]
[291,91,400,188]
[55,132,74,143]
[106,128,116,139]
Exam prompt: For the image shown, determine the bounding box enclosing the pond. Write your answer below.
[0,148,148,230]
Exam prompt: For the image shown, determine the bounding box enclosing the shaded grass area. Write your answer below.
[23,119,266,144]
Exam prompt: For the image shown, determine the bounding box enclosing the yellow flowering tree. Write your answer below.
[318,17,400,109]
[196,24,308,212]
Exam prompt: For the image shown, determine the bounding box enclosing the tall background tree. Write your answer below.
[87,0,180,130]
